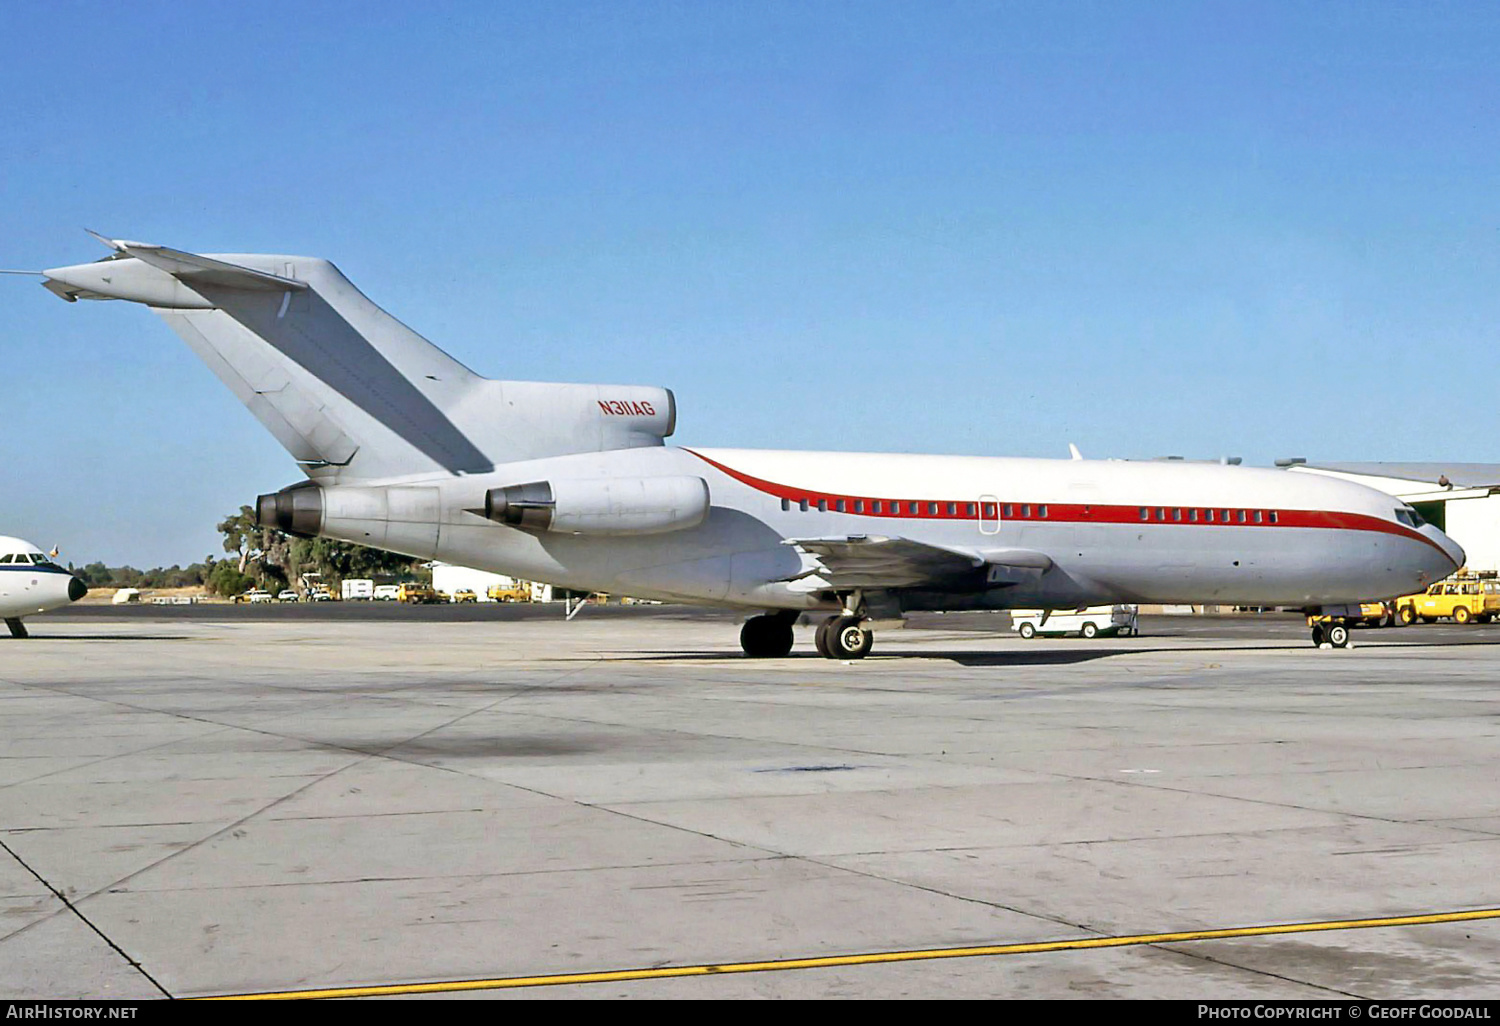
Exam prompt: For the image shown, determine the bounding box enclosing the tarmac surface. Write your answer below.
[2,606,1499,999]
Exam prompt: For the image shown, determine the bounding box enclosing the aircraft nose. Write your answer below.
[1422,525,1465,576]
[68,575,88,602]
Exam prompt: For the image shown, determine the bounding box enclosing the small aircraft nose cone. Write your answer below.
[68,576,88,602]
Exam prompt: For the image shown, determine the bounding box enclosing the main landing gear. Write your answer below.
[814,615,873,660]
[740,611,797,658]
[5,618,27,639]
[738,611,877,659]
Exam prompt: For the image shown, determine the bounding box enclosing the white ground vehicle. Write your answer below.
[373,584,400,601]
[1011,605,1139,639]
[276,589,299,602]
[341,578,374,601]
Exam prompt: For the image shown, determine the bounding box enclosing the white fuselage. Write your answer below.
[313,447,1464,612]
[0,536,86,622]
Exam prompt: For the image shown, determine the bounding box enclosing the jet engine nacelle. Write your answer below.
[256,482,442,557]
[484,476,710,536]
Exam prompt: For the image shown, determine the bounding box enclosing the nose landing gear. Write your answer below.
[1310,622,1351,649]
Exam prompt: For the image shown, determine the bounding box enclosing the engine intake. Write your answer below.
[484,476,710,536]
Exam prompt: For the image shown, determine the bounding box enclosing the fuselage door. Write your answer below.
[979,494,1001,536]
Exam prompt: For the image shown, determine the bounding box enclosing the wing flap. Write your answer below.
[783,535,1056,590]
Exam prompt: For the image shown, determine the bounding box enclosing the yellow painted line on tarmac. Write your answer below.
[203,906,1500,1000]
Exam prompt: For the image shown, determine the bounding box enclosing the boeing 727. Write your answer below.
[0,536,88,637]
[35,236,1463,655]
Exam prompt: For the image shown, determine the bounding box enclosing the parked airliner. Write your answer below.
[0,536,87,637]
[35,237,1462,655]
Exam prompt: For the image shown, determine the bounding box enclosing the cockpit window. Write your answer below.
[1394,507,1426,528]
[0,554,16,564]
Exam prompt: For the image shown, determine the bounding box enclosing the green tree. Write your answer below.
[215,507,426,594]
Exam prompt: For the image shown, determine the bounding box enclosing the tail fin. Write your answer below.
[42,237,675,482]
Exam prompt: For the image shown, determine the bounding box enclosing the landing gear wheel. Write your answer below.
[1018,622,1037,639]
[814,617,836,658]
[824,616,873,659]
[1081,622,1098,639]
[740,615,795,658]
[1453,606,1472,625]
[1398,605,1416,626]
[1311,624,1327,647]
[1327,623,1351,648]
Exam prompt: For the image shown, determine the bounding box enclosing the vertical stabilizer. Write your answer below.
[42,239,677,482]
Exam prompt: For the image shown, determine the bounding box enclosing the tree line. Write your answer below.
[72,507,429,597]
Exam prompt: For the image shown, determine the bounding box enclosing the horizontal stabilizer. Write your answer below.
[111,240,308,292]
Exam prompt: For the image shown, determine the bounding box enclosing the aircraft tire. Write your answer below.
[1310,624,1327,647]
[1327,623,1350,648]
[740,615,795,658]
[814,617,836,658]
[826,616,873,660]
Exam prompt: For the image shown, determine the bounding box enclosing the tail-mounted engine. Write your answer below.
[484,476,710,536]
[256,481,323,538]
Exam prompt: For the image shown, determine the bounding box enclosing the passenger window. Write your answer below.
[799,499,809,512]
[1139,507,1149,521]
[835,500,846,513]
[1005,505,1015,518]
[1156,508,1166,521]
[947,502,957,515]
[872,501,882,514]
[781,498,790,511]
[1269,511,1278,524]
[817,500,828,512]
[982,503,996,518]
[1172,509,1182,522]
[1254,511,1263,524]
[1189,509,1199,522]
[1038,505,1048,518]
[1021,504,1031,518]
[966,503,976,516]
[927,502,938,516]
[855,500,865,514]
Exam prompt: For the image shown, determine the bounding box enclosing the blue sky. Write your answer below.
[4,1,1500,567]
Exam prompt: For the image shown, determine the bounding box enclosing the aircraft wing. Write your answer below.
[782,535,1053,590]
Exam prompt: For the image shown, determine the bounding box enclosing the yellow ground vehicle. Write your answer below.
[486,582,531,602]
[397,583,440,604]
[1307,601,1396,630]
[1396,573,1500,625]
[448,589,477,603]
